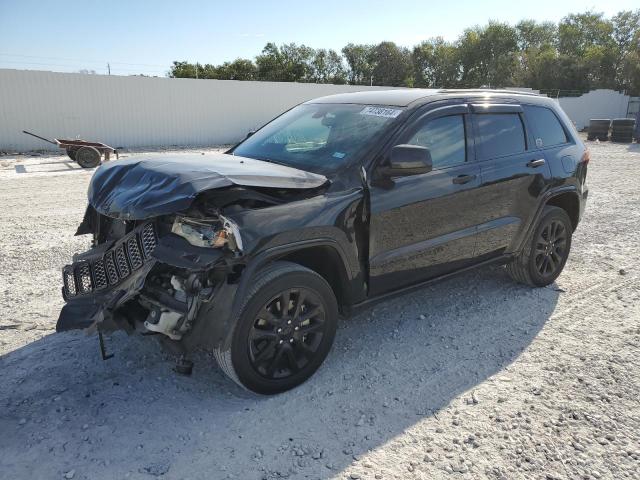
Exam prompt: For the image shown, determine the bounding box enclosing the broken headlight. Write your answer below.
[171,215,243,252]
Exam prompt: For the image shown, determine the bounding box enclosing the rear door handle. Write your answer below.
[527,159,546,168]
[452,174,477,185]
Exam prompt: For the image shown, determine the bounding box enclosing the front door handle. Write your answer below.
[452,174,477,185]
[527,159,546,168]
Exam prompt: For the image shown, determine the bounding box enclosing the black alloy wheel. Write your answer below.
[248,288,326,380]
[213,261,338,394]
[533,219,567,279]
[507,206,573,287]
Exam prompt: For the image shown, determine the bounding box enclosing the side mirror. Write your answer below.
[245,130,256,139]
[382,144,433,176]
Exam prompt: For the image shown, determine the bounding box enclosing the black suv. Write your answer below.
[58,89,589,394]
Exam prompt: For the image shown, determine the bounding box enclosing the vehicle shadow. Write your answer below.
[0,266,560,479]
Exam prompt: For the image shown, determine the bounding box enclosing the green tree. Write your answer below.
[168,61,221,79]
[255,43,284,81]
[255,43,315,82]
[215,59,257,80]
[525,50,591,92]
[558,12,614,56]
[612,10,640,92]
[558,12,617,88]
[458,22,520,87]
[620,30,640,95]
[280,43,315,81]
[169,61,197,78]
[169,8,640,93]
[370,41,413,87]
[412,37,460,87]
[342,43,375,85]
[516,20,557,50]
[516,21,558,87]
[310,49,347,84]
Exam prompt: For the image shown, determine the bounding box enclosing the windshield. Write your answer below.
[232,103,404,174]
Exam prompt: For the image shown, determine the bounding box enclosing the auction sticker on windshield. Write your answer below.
[359,106,403,118]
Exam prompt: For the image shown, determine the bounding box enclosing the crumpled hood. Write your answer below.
[88,153,328,219]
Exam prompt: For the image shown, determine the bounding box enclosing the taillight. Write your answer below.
[581,149,590,164]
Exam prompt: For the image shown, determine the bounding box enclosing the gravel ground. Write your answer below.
[1,141,639,480]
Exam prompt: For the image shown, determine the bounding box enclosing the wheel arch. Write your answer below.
[545,190,580,231]
[277,245,352,309]
[232,239,356,318]
[514,186,580,255]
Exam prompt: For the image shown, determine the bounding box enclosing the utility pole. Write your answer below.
[195,63,199,79]
[107,63,111,75]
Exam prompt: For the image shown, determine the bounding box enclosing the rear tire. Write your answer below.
[507,206,573,287]
[213,261,338,394]
[66,147,78,161]
[75,146,101,168]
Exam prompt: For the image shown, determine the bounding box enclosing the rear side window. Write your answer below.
[475,113,526,160]
[523,105,568,147]
[405,115,466,169]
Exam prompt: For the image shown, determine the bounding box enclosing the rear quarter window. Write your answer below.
[523,105,568,147]
[475,113,526,160]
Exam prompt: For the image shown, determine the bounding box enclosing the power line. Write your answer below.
[0,52,170,68]
[0,59,169,75]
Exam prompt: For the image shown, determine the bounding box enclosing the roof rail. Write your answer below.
[438,88,542,97]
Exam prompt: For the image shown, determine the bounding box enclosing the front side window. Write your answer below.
[523,105,568,147]
[475,113,526,160]
[404,115,466,169]
[233,104,403,174]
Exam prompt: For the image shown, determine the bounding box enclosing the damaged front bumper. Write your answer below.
[57,221,234,349]
[58,222,158,332]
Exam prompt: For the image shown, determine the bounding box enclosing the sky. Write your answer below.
[0,0,637,76]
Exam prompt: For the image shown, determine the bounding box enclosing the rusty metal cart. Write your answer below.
[23,130,118,168]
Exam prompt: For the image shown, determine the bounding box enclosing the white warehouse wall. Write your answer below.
[0,69,632,151]
[0,69,390,152]
[556,89,631,130]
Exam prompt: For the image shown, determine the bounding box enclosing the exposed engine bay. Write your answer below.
[61,191,281,343]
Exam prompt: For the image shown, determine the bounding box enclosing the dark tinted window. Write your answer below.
[475,113,526,160]
[405,115,466,169]
[523,105,568,147]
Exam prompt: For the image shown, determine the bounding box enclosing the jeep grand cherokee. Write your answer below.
[58,89,588,394]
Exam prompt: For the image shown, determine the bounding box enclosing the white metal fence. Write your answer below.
[555,89,631,130]
[0,69,634,151]
[0,69,387,152]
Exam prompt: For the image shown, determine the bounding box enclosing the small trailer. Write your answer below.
[22,130,118,168]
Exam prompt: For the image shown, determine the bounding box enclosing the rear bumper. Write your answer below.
[579,186,588,223]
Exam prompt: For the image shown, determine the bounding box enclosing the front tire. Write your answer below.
[213,262,338,394]
[507,206,573,287]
